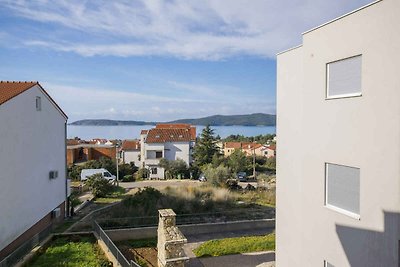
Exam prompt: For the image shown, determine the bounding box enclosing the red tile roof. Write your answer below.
[0,81,68,119]
[146,128,192,143]
[267,145,276,151]
[121,140,140,150]
[156,123,196,140]
[0,81,38,105]
[225,142,243,149]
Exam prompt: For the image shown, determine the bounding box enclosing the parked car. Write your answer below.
[80,168,116,182]
[236,172,247,182]
[198,173,207,182]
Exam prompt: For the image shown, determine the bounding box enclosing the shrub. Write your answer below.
[122,175,134,182]
[203,164,233,187]
[86,173,113,198]
[136,168,149,180]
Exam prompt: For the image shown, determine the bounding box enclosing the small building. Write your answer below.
[224,142,272,158]
[67,143,116,165]
[140,124,195,179]
[0,81,68,261]
[120,139,141,167]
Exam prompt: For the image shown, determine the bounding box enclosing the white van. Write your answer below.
[80,168,116,182]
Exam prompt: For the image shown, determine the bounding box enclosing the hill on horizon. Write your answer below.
[69,113,276,126]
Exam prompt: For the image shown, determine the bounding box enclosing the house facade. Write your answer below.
[224,142,273,158]
[140,124,195,179]
[277,1,400,266]
[0,82,68,261]
[120,139,141,167]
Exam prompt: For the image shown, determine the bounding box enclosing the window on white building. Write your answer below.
[151,167,158,174]
[326,55,362,99]
[36,96,41,111]
[325,163,360,219]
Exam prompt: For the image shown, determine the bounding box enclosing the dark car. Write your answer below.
[236,172,247,182]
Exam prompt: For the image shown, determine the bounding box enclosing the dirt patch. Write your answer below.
[120,245,158,267]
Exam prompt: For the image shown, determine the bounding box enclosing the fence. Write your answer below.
[0,224,53,267]
[93,221,140,267]
[97,209,275,230]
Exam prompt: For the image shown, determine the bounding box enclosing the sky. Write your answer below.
[0,0,372,122]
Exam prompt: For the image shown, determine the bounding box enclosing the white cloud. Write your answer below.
[1,0,372,60]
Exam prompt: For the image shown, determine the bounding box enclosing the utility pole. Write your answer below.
[253,146,256,180]
[115,142,120,186]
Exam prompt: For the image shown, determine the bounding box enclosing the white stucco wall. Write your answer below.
[122,150,141,167]
[277,1,400,266]
[164,142,191,165]
[0,85,66,251]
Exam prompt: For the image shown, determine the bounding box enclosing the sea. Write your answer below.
[67,125,276,140]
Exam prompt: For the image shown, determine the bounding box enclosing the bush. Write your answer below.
[136,168,149,180]
[225,179,241,191]
[86,173,113,198]
[122,175,134,182]
[118,163,134,178]
[203,164,233,187]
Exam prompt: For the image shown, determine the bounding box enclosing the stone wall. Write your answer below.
[157,209,188,267]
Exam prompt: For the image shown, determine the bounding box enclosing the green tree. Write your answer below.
[86,173,112,197]
[227,149,247,174]
[159,158,188,179]
[193,125,219,167]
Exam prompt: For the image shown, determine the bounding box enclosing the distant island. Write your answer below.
[69,113,276,126]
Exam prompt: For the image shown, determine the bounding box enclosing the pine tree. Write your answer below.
[193,125,219,167]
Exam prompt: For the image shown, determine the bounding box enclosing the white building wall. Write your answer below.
[164,142,191,165]
[122,150,141,167]
[142,142,191,179]
[0,85,66,251]
[277,1,400,266]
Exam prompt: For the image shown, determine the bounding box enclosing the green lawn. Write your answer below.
[27,236,111,267]
[193,233,275,257]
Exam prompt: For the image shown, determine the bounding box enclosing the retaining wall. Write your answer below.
[106,219,275,241]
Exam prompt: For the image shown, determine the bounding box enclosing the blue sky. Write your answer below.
[0,0,371,122]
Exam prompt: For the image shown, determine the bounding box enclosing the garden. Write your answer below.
[25,235,111,267]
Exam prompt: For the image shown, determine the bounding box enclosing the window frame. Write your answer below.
[325,54,362,100]
[324,162,361,220]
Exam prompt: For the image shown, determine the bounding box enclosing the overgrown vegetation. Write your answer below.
[27,235,112,267]
[96,186,275,228]
[193,233,275,257]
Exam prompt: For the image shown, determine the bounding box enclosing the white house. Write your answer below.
[120,139,141,167]
[277,1,400,266]
[0,81,68,261]
[140,124,195,179]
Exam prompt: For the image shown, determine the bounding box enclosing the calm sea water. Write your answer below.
[67,125,276,140]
